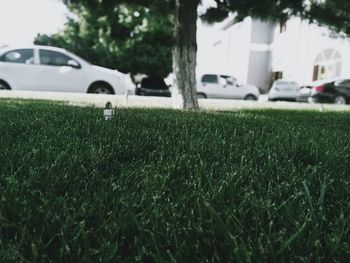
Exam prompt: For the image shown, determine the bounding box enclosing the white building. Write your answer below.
[197,17,350,92]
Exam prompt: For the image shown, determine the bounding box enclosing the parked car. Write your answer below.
[268,80,299,101]
[310,79,350,105]
[135,77,171,97]
[0,45,134,94]
[196,74,259,100]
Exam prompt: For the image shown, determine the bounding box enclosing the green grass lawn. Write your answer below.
[1,99,350,262]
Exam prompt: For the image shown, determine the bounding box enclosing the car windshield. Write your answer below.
[275,81,298,89]
[0,47,11,57]
[335,79,350,86]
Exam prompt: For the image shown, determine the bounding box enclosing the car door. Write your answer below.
[334,80,350,98]
[0,48,39,90]
[198,74,222,98]
[37,49,86,92]
[217,76,243,99]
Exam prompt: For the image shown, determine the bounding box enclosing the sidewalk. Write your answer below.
[1,90,350,112]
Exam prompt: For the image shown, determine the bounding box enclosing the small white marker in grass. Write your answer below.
[104,101,114,120]
[124,90,129,105]
[319,104,324,112]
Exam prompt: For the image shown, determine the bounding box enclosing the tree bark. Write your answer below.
[172,0,199,110]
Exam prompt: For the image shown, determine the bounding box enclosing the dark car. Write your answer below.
[311,79,350,105]
[135,77,171,97]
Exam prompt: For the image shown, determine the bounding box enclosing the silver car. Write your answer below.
[268,80,299,101]
[196,74,259,100]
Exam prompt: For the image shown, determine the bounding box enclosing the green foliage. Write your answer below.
[1,99,350,261]
[307,0,350,35]
[35,3,173,78]
[202,0,350,35]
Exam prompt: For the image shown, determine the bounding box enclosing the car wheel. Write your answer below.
[88,83,114,94]
[197,93,207,99]
[0,81,10,90]
[334,95,346,105]
[244,94,257,100]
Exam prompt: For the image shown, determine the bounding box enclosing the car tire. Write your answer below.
[88,82,114,94]
[0,80,10,90]
[334,95,346,105]
[244,94,257,100]
[197,93,207,99]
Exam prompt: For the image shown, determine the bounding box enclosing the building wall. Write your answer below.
[197,16,350,91]
[224,17,252,83]
[248,20,275,91]
[197,17,252,84]
[247,50,272,91]
[250,19,275,45]
[272,17,350,85]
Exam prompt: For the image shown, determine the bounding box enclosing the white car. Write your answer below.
[0,45,134,94]
[197,74,259,100]
[268,80,299,101]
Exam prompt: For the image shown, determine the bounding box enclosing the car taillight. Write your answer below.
[313,85,324,93]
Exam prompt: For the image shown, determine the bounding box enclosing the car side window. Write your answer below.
[39,49,77,67]
[141,77,168,90]
[1,49,34,64]
[202,74,218,84]
[226,77,236,86]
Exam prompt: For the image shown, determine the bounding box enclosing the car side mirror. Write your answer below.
[67,60,81,69]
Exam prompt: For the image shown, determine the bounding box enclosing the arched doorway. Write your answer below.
[312,49,342,81]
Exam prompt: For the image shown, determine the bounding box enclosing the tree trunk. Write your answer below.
[172,0,199,110]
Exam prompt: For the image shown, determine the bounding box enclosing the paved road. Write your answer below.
[1,90,349,112]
